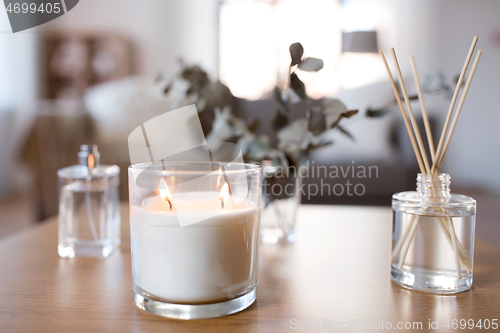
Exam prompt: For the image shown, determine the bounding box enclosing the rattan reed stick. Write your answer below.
[410,55,436,162]
[390,48,431,175]
[379,50,426,175]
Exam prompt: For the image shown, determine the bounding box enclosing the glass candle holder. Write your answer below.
[129,161,262,319]
[391,173,476,294]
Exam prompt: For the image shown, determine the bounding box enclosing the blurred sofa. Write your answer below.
[235,80,435,205]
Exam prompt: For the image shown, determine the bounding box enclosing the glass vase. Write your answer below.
[260,163,301,243]
[391,173,476,294]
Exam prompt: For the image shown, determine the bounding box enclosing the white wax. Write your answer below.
[130,192,260,303]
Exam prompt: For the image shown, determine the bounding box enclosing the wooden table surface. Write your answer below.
[1,204,499,332]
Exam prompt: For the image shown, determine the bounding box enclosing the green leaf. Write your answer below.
[247,118,259,133]
[198,81,234,110]
[298,57,324,72]
[206,107,234,150]
[181,65,209,85]
[328,110,358,129]
[307,107,327,135]
[342,110,358,118]
[282,88,301,105]
[273,86,284,105]
[337,125,355,141]
[317,140,334,148]
[163,83,172,94]
[290,73,306,99]
[323,99,357,129]
[289,42,304,66]
[323,98,347,113]
[276,150,289,169]
[307,140,333,151]
[271,108,289,131]
[246,135,271,161]
[323,98,347,129]
[277,119,308,155]
[237,134,253,156]
[366,108,389,118]
[266,149,289,169]
[297,152,310,169]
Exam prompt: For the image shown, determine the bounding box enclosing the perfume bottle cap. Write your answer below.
[79,144,100,169]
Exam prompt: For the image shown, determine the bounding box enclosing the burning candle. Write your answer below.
[219,182,229,209]
[159,178,173,209]
[129,162,262,319]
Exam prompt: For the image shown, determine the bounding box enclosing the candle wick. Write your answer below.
[164,198,173,210]
[220,198,224,210]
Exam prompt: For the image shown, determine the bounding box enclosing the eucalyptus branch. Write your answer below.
[164,42,370,169]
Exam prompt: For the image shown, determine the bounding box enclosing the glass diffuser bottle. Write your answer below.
[58,145,121,258]
[380,39,481,294]
[391,173,476,293]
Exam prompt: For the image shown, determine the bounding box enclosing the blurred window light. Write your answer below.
[219,0,342,100]
[339,52,385,89]
[219,1,276,100]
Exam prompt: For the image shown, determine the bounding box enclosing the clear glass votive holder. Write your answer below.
[260,162,301,243]
[129,161,262,319]
[391,173,476,294]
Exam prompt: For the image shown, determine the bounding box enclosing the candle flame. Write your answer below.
[220,182,229,209]
[159,179,173,209]
[88,153,94,169]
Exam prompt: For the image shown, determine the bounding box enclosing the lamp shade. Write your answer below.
[342,31,378,53]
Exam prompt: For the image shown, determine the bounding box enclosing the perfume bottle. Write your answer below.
[58,145,121,258]
[391,173,476,293]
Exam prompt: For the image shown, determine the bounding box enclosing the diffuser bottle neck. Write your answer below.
[416,173,451,200]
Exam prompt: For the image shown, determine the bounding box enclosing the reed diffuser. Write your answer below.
[380,37,481,293]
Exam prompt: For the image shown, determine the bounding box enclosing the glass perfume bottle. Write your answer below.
[391,173,476,293]
[58,145,121,258]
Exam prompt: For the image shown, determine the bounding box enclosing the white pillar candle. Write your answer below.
[130,191,259,303]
